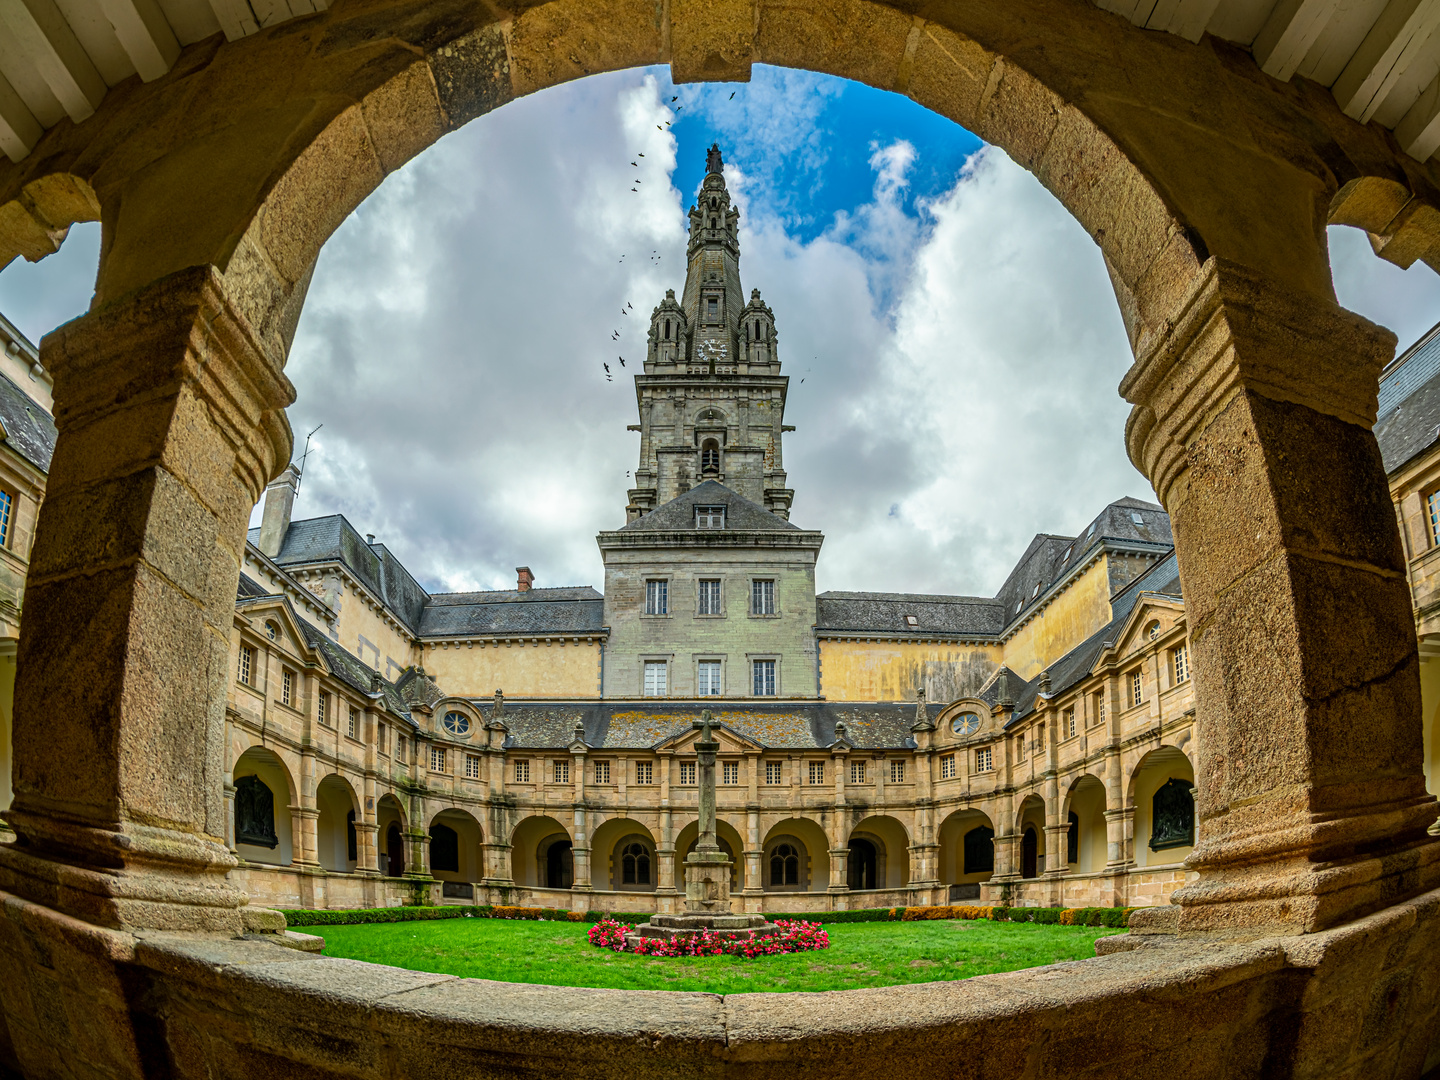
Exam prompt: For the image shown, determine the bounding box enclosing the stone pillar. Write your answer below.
[356,822,379,874]
[294,806,320,868]
[571,805,592,891]
[1104,807,1131,869]
[1121,259,1440,934]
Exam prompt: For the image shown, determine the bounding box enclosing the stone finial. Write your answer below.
[369,672,384,694]
[706,143,723,175]
[572,720,586,747]
[494,688,504,715]
[998,670,1014,710]
[1039,670,1052,697]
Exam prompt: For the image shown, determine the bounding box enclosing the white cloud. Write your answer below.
[1329,224,1440,352]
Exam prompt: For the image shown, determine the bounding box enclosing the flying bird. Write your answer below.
[638,153,645,157]
[603,363,610,374]
[631,161,637,166]
[729,91,735,99]
[619,357,626,367]
[671,96,678,102]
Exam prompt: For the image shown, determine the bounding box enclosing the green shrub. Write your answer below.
[812,907,906,923]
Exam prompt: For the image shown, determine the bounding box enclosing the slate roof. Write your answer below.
[0,369,56,473]
[419,587,605,637]
[468,700,935,751]
[246,516,429,633]
[618,480,801,533]
[1379,320,1440,420]
[815,591,1005,636]
[996,551,1184,725]
[237,572,271,600]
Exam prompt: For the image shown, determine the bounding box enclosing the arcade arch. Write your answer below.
[1017,795,1047,880]
[430,808,485,884]
[1130,746,1196,868]
[232,746,295,867]
[589,817,658,892]
[937,808,995,888]
[675,818,745,891]
[510,815,572,889]
[314,774,359,874]
[1063,775,1108,874]
[376,794,407,877]
[848,815,910,890]
[762,818,830,892]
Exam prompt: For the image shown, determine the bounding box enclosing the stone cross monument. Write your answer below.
[628,710,778,945]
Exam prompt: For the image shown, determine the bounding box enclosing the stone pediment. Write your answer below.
[1108,594,1185,660]
[655,723,764,755]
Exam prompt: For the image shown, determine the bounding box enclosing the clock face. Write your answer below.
[952,713,980,736]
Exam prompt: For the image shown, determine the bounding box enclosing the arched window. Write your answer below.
[770,843,800,886]
[234,774,277,848]
[701,440,720,475]
[664,319,671,340]
[1067,812,1080,864]
[963,825,994,874]
[1150,778,1195,850]
[621,841,651,885]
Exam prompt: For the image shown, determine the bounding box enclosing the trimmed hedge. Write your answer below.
[900,904,1132,928]
[280,904,583,927]
[810,907,906,924]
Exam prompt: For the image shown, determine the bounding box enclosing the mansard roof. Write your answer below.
[0,368,56,474]
[1377,323,1440,475]
[616,480,801,533]
[473,700,935,751]
[815,591,1005,637]
[419,587,605,638]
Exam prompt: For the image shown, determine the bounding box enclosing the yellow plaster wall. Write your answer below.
[422,640,602,699]
[818,641,1000,703]
[1001,559,1115,680]
[333,583,420,682]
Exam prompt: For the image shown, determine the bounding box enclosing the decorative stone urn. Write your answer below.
[629,711,778,946]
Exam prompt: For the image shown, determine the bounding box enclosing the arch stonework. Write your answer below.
[0,0,1436,1075]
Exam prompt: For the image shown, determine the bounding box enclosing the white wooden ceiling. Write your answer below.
[1,0,1438,165]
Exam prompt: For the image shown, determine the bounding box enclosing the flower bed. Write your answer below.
[587,917,830,958]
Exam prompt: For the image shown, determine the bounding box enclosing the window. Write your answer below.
[317,692,328,726]
[941,754,955,779]
[645,579,668,615]
[396,736,406,763]
[1094,692,1105,727]
[1032,582,1041,598]
[0,489,12,547]
[722,761,738,785]
[976,747,993,773]
[1016,733,1026,762]
[1065,707,1076,739]
[850,760,866,784]
[238,645,253,685]
[430,746,447,773]
[377,722,387,753]
[891,759,906,783]
[595,760,611,784]
[698,579,722,614]
[1173,643,1190,684]
[1035,724,1045,751]
[636,761,653,784]
[696,505,725,528]
[752,659,776,696]
[751,579,776,615]
[643,660,668,697]
[808,761,825,785]
[347,707,358,740]
[266,621,278,641]
[622,841,651,885]
[514,760,530,783]
[1130,670,1143,707]
[765,760,782,785]
[1430,490,1440,546]
[1146,620,1161,640]
[680,761,696,785]
[697,659,722,696]
[464,754,480,779]
[554,759,570,784]
[443,711,471,737]
[770,843,800,886]
[904,614,918,627]
[281,669,293,706]
[707,297,718,318]
[700,444,720,476]
[1131,511,1145,525]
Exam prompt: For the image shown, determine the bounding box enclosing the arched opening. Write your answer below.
[762,818,830,892]
[700,438,720,477]
[232,746,296,867]
[376,794,407,877]
[385,823,405,878]
[315,774,359,873]
[510,815,572,889]
[1130,746,1197,868]
[675,817,744,891]
[1017,795,1047,880]
[937,808,995,898]
[847,837,876,890]
[544,838,574,888]
[1022,827,1039,880]
[1064,775,1109,874]
[429,808,485,890]
[849,815,911,889]
[587,816,657,893]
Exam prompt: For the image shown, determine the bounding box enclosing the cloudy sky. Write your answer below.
[3,66,1438,598]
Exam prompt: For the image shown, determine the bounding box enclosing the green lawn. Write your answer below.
[315,918,1124,993]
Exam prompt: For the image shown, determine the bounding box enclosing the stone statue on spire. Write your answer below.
[706,143,724,175]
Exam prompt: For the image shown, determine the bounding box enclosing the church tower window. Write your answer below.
[700,442,720,476]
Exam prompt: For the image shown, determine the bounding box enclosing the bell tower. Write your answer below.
[627,145,795,521]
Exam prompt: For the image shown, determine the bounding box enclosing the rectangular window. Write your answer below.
[636,761,653,785]
[680,761,696,785]
[1094,692,1105,727]
[0,489,13,547]
[595,760,611,784]
[752,659,776,696]
[396,736,406,763]
[890,759,906,784]
[317,692,328,727]
[808,760,825,785]
[722,761,738,785]
[238,644,253,685]
[643,660,668,697]
[941,754,956,779]
[1016,733,1026,762]
[976,747,993,773]
[707,297,718,317]
[554,759,570,784]
[698,579,722,613]
[850,760,866,784]
[281,669,293,706]
[1035,724,1045,751]
[430,746,447,773]
[645,579,668,615]
[698,659,722,696]
[765,760,782,785]
[347,707,358,741]
[1429,489,1440,546]
[696,509,725,530]
[1065,708,1076,739]
[465,754,480,779]
[1130,670,1143,707]
[514,760,529,783]
[751,579,776,615]
[1173,643,1190,684]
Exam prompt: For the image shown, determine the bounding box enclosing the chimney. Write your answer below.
[516,567,534,592]
[366,534,375,545]
[258,465,299,558]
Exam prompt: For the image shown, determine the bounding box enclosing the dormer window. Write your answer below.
[1031,582,1041,598]
[1131,512,1145,525]
[696,506,725,529]
[905,615,918,627]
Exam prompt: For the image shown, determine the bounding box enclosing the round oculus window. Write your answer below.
[952,713,980,736]
[443,711,471,737]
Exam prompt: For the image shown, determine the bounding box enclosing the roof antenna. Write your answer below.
[295,424,323,491]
